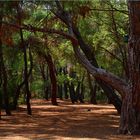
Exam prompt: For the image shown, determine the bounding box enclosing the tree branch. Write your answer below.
[99,46,123,63]
[1,21,78,45]
[72,43,129,97]
[90,8,128,15]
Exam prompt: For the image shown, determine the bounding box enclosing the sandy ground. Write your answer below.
[0,99,140,140]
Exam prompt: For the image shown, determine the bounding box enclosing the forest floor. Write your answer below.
[0,99,140,140]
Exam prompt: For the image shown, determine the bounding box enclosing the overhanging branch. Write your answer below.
[1,21,78,45]
[72,43,129,97]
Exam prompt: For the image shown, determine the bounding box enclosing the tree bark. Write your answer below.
[119,1,140,134]
[45,54,58,105]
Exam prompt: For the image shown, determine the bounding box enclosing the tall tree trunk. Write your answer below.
[0,13,11,116]
[45,54,58,105]
[119,1,140,134]
[17,6,32,115]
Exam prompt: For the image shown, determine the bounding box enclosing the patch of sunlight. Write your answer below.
[52,136,102,140]
[0,136,31,140]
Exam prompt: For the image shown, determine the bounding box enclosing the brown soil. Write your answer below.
[0,99,140,140]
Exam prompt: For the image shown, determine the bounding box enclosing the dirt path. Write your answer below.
[0,99,140,140]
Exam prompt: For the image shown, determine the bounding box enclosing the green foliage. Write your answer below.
[0,0,128,105]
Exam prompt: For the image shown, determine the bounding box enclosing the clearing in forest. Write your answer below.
[0,100,139,140]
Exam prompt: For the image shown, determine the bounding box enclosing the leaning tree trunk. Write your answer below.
[53,2,122,113]
[72,26,122,113]
[119,1,140,134]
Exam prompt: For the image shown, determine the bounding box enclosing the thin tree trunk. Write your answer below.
[78,73,85,103]
[13,48,33,109]
[44,68,50,100]
[39,63,49,100]
[57,67,63,100]
[90,84,97,104]
[64,82,68,99]
[58,85,63,100]
[63,67,68,99]
[17,6,32,115]
[69,82,76,103]
[75,82,81,102]
[44,86,49,100]
[79,82,85,103]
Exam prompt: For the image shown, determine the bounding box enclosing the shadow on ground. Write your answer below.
[0,99,139,140]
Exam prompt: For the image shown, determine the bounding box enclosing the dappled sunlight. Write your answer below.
[0,136,31,140]
[1,99,136,140]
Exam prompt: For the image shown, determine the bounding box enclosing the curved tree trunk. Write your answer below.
[72,27,122,113]
[54,2,122,113]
